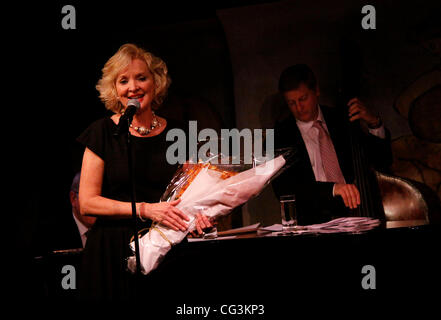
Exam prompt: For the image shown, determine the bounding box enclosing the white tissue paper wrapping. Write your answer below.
[128,155,286,275]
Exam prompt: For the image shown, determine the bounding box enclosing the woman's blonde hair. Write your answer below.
[96,43,171,113]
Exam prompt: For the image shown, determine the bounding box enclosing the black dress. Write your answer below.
[77,116,186,300]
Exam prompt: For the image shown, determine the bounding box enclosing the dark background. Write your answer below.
[8,0,440,304]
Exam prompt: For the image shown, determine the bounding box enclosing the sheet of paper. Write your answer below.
[187,235,238,242]
[259,217,381,235]
[259,224,283,232]
[217,223,261,236]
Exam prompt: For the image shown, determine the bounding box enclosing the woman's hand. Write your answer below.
[140,199,190,231]
[190,213,214,237]
[195,213,213,235]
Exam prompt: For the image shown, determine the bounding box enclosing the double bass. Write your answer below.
[347,116,385,221]
[338,39,436,227]
[340,95,434,227]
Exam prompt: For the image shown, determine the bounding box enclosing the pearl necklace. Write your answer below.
[129,111,161,136]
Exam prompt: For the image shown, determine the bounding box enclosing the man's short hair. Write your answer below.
[71,172,81,194]
[278,64,317,93]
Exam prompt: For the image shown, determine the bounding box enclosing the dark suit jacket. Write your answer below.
[272,105,392,225]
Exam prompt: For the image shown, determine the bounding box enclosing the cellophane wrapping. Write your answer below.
[128,149,293,275]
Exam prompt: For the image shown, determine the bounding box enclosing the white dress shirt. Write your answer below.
[296,105,385,188]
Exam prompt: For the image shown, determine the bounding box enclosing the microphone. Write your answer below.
[122,98,140,121]
[114,99,140,136]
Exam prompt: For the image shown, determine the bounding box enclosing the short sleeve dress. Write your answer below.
[77,116,186,299]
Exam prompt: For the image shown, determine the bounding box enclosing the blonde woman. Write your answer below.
[77,43,211,299]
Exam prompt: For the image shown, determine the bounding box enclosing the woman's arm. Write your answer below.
[79,147,189,231]
[79,147,129,217]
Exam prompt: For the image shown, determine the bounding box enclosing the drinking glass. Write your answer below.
[280,194,298,233]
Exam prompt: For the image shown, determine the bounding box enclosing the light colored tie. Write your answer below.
[313,120,345,183]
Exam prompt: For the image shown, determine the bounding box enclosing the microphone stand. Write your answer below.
[117,114,142,291]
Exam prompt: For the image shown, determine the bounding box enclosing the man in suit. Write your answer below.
[32,172,96,256]
[272,64,392,225]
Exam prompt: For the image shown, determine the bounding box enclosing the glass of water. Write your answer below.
[280,194,298,233]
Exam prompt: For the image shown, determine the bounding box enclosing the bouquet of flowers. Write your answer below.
[128,149,293,275]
